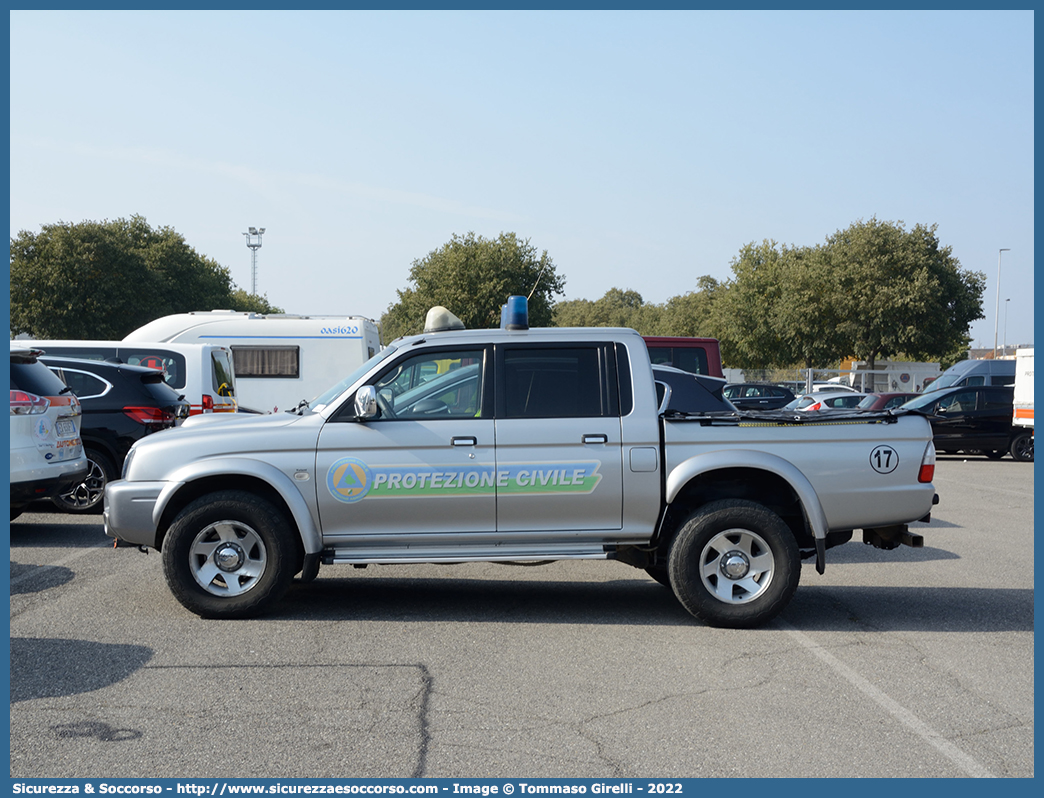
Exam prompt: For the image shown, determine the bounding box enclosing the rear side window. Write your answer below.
[50,369,111,399]
[616,344,632,416]
[118,349,188,391]
[232,346,298,378]
[646,346,709,376]
[499,346,616,418]
[983,389,1013,410]
[11,361,68,396]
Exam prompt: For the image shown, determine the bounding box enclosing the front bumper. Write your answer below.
[103,479,169,549]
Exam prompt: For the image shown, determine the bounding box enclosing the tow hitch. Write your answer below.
[863,524,923,550]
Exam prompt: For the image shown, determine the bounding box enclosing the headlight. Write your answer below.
[121,446,137,479]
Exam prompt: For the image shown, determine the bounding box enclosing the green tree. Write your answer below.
[10,215,238,339]
[769,245,847,371]
[824,218,985,374]
[555,288,647,329]
[651,276,724,338]
[228,288,284,314]
[551,297,600,328]
[553,280,723,339]
[713,241,796,369]
[381,232,564,340]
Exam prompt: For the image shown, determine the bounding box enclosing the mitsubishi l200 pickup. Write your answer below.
[104,298,938,628]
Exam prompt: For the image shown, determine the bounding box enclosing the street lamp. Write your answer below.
[242,227,266,296]
[1004,298,1010,356]
[992,248,1010,359]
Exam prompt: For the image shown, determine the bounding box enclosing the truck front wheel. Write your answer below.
[668,499,800,628]
[161,491,296,619]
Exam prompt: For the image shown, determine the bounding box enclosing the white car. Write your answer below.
[9,343,88,520]
[785,391,873,412]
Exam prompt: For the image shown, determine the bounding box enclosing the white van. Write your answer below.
[922,358,1016,393]
[19,340,238,416]
[123,311,382,413]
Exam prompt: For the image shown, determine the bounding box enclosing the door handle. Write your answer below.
[451,436,477,447]
[582,434,608,445]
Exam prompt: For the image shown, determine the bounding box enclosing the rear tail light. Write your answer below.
[807,402,822,411]
[124,406,177,430]
[202,394,214,413]
[10,390,50,415]
[918,441,936,483]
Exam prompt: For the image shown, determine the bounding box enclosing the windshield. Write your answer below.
[922,372,962,393]
[901,392,940,411]
[309,345,398,412]
[922,362,977,393]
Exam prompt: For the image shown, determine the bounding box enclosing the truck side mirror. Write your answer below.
[355,385,378,420]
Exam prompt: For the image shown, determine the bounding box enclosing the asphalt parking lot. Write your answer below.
[8,456,1034,779]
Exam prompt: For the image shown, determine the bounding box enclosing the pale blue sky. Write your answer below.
[9,9,1035,349]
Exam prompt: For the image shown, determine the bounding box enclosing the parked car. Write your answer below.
[812,381,859,393]
[784,391,871,412]
[9,344,88,520]
[722,383,795,411]
[857,392,920,411]
[901,385,1029,460]
[41,356,191,512]
[21,339,238,415]
[643,336,724,378]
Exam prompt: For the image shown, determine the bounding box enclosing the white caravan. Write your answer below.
[124,311,382,413]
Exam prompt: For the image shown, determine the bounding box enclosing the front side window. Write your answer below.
[373,349,485,420]
[210,350,236,396]
[938,390,977,413]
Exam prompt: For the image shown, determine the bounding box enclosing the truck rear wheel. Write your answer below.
[161,491,296,619]
[1010,430,1033,462]
[668,499,800,628]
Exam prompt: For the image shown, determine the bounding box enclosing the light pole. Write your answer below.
[992,248,1009,359]
[242,227,266,296]
[1003,298,1010,356]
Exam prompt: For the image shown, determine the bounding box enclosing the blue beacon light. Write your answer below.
[501,295,529,330]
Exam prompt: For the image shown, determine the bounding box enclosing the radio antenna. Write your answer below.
[527,258,549,300]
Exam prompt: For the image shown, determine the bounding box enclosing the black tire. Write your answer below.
[10,505,24,521]
[1010,430,1034,462]
[161,491,296,619]
[52,448,115,513]
[667,499,800,628]
[644,564,672,587]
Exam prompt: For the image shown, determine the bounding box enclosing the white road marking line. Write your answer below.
[778,619,996,778]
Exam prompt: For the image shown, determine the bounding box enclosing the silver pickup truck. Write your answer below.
[104,300,938,628]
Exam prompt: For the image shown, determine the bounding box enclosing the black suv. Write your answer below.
[723,383,796,411]
[902,385,1031,461]
[41,357,191,512]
